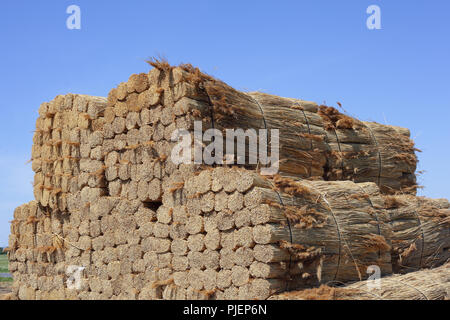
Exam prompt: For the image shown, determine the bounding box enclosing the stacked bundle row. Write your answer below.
[156,64,418,194]
[32,94,108,212]
[157,167,449,299]
[105,62,418,194]
[7,202,67,300]
[7,165,449,300]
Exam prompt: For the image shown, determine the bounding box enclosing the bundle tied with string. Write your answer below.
[270,262,450,300]
[385,195,450,273]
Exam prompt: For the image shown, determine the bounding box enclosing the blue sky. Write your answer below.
[1,0,449,246]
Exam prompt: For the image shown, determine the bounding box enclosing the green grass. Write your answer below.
[0,277,13,283]
[0,255,9,273]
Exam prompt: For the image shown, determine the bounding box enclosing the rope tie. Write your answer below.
[414,199,426,269]
[203,89,217,161]
[295,180,345,281]
[294,103,314,178]
[246,93,294,289]
[395,199,425,270]
[307,182,364,281]
[245,93,269,173]
[272,187,294,291]
[331,127,346,180]
[319,193,343,281]
[356,185,383,259]
[364,122,382,187]
[248,93,268,132]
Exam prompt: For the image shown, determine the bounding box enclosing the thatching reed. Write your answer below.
[159,62,418,194]
[5,60,445,300]
[385,195,450,273]
[270,263,449,300]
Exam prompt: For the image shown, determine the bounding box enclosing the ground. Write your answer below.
[0,282,12,297]
[0,254,9,273]
[0,254,12,297]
